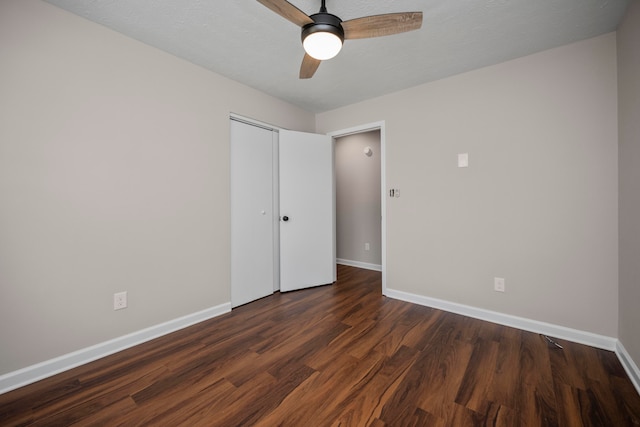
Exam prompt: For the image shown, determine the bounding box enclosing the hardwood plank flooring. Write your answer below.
[1,265,639,426]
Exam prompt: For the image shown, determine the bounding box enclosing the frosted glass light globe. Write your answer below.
[303,31,343,60]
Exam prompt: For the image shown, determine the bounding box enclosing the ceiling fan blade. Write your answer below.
[342,12,423,39]
[300,53,321,79]
[257,0,313,27]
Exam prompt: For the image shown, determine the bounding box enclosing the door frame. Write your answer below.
[328,121,387,296]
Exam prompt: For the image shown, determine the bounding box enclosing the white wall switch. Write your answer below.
[458,153,469,168]
[494,277,505,293]
[114,291,127,310]
[365,243,370,251]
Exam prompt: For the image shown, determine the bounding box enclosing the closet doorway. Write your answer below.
[230,117,335,308]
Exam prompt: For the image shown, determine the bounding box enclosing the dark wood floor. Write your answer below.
[1,265,640,426]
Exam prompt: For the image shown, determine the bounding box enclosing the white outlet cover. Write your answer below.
[494,277,505,292]
[114,291,127,310]
[458,153,469,168]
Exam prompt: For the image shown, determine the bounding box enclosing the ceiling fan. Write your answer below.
[257,0,423,79]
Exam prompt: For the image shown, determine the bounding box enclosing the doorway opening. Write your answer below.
[329,122,386,295]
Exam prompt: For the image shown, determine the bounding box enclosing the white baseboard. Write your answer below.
[616,340,640,395]
[0,302,231,395]
[3,291,638,398]
[385,288,617,351]
[337,258,382,272]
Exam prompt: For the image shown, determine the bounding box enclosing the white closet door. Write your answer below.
[279,129,335,292]
[230,120,275,307]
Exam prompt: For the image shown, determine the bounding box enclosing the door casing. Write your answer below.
[328,121,387,295]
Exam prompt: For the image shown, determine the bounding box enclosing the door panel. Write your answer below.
[230,120,275,307]
[279,129,335,292]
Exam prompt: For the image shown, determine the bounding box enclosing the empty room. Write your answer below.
[1,0,640,425]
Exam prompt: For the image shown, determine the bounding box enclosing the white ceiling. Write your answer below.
[44,0,629,113]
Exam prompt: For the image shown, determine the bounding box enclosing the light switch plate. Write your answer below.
[458,153,469,168]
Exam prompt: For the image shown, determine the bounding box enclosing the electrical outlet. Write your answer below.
[494,277,505,293]
[114,291,127,310]
[365,243,370,251]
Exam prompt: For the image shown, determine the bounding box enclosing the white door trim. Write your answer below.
[230,113,280,132]
[327,121,387,296]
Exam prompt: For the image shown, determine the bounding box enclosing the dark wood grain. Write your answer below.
[1,265,639,426]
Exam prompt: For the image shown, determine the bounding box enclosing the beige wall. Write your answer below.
[317,33,619,337]
[618,1,640,367]
[335,131,382,266]
[0,0,629,381]
[0,0,314,375]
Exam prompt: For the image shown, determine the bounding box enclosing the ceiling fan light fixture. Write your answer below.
[301,13,344,60]
[303,31,342,60]
[257,0,423,79]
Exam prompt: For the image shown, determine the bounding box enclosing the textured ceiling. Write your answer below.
[44,0,629,113]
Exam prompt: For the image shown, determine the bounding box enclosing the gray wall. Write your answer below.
[318,33,619,337]
[335,131,382,267]
[0,0,314,375]
[618,1,640,369]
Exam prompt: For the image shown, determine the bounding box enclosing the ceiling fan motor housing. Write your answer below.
[301,13,344,43]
